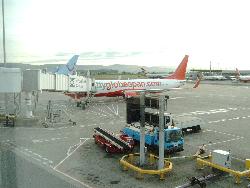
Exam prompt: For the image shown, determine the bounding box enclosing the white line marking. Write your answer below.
[54,138,89,169]
[16,147,53,166]
[80,137,92,140]
[176,107,250,117]
[208,115,250,125]
[204,129,244,139]
[111,104,116,114]
[88,110,107,117]
[32,137,69,144]
[104,104,115,115]
[205,137,244,147]
[93,105,113,117]
[115,104,119,115]
[170,97,185,100]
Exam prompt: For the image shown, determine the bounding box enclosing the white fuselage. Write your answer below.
[238,75,250,81]
[203,75,226,80]
[95,79,186,94]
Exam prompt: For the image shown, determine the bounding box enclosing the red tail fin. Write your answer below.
[165,55,189,80]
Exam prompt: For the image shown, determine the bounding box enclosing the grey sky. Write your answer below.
[1,0,250,69]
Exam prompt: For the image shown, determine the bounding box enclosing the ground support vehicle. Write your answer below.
[197,150,250,184]
[176,173,223,188]
[173,115,203,135]
[144,111,203,135]
[93,127,134,153]
[122,124,184,154]
[0,114,15,127]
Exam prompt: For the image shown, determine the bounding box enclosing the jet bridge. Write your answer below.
[22,69,94,92]
[0,68,22,119]
[0,68,95,119]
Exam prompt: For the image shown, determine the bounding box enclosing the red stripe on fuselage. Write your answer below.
[94,90,124,97]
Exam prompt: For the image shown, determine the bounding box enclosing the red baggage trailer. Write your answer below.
[93,127,134,153]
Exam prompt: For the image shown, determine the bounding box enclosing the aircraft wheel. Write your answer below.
[105,146,110,153]
[200,182,206,188]
[42,122,49,128]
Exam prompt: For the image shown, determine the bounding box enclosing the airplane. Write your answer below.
[139,67,147,75]
[202,74,226,80]
[53,55,79,75]
[139,67,171,78]
[94,55,189,97]
[235,68,250,83]
[64,55,201,100]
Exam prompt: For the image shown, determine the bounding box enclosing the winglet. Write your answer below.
[165,55,189,80]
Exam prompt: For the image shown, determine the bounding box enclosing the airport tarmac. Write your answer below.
[1,82,250,188]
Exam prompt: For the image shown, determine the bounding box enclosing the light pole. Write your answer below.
[2,0,8,115]
[1,0,6,66]
[139,91,145,166]
[158,94,165,169]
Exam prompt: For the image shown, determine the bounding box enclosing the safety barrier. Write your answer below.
[120,153,172,180]
[197,156,250,184]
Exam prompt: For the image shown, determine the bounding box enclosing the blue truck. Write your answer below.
[122,124,184,153]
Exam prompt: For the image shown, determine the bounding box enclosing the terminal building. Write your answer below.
[187,69,250,80]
